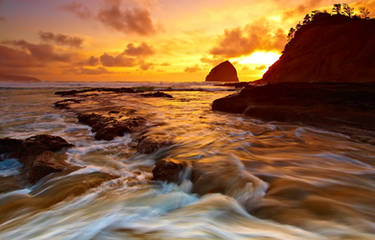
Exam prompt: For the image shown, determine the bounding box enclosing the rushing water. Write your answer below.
[1,82,375,240]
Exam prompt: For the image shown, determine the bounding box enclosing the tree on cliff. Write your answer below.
[360,7,371,20]
[342,3,354,17]
[332,4,342,15]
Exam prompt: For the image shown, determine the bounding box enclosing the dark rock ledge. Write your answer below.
[212,83,375,132]
[77,113,147,141]
[0,135,77,183]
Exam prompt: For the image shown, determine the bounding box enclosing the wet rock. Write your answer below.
[151,158,268,210]
[77,113,146,140]
[109,110,120,114]
[136,135,174,154]
[212,83,375,132]
[55,87,137,96]
[141,91,173,98]
[0,135,75,184]
[206,61,239,82]
[218,82,250,88]
[23,135,74,157]
[152,160,187,183]
[0,138,24,160]
[54,99,81,109]
[0,135,73,162]
[28,151,74,183]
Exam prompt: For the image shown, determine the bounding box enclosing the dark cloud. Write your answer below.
[0,16,5,22]
[3,40,71,62]
[0,45,40,68]
[60,2,91,19]
[76,56,100,66]
[39,31,83,48]
[209,20,286,58]
[160,62,170,66]
[184,64,201,73]
[100,53,136,67]
[124,42,154,56]
[98,0,156,35]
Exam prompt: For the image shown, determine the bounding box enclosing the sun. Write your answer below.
[231,51,281,65]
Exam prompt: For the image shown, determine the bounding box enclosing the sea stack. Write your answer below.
[205,61,239,82]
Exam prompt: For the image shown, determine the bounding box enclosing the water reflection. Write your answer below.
[0,86,375,239]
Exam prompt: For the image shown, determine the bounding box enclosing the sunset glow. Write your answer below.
[0,0,374,82]
[233,52,281,65]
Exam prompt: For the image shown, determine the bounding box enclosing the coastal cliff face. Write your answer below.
[259,16,375,84]
[212,15,375,137]
[206,61,239,82]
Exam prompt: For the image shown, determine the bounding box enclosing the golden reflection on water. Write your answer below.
[1,87,375,239]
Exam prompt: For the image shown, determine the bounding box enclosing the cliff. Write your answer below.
[258,14,375,84]
[206,61,239,82]
[212,15,375,139]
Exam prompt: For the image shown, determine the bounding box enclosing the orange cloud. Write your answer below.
[139,61,154,70]
[3,40,72,62]
[209,19,286,58]
[61,2,91,19]
[39,31,83,48]
[184,64,201,73]
[0,45,39,68]
[124,42,154,56]
[100,53,136,67]
[98,0,156,35]
[76,66,110,75]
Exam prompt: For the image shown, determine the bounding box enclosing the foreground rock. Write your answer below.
[141,91,173,98]
[55,87,137,96]
[212,83,375,133]
[206,61,239,82]
[137,134,174,154]
[77,113,146,140]
[54,98,82,109]
[152,159,268,210]
[0,135,76,183]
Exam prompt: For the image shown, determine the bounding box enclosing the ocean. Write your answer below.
[1,82,375,240]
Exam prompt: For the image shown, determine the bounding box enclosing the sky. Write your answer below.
[0,0,374,82]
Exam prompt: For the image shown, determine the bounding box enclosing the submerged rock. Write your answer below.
[29,151,75,183]
[54,99,81,109]
[152,160,187,183]
[77,113,146,141]
[152,158,268,210]
[55,87,137,96]
[141,91,173,98]
[206,61,239,82]
[136,134,174,154]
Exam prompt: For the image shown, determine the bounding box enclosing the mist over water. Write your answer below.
[1,82,375,239]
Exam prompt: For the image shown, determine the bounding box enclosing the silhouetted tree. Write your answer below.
[296,22,302,30]
[287,27,295,42]
[359,7,371,19]
[311,10,321,17]
[332,3,342,15]
[303,14,311,24]
[343,3,354,17]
